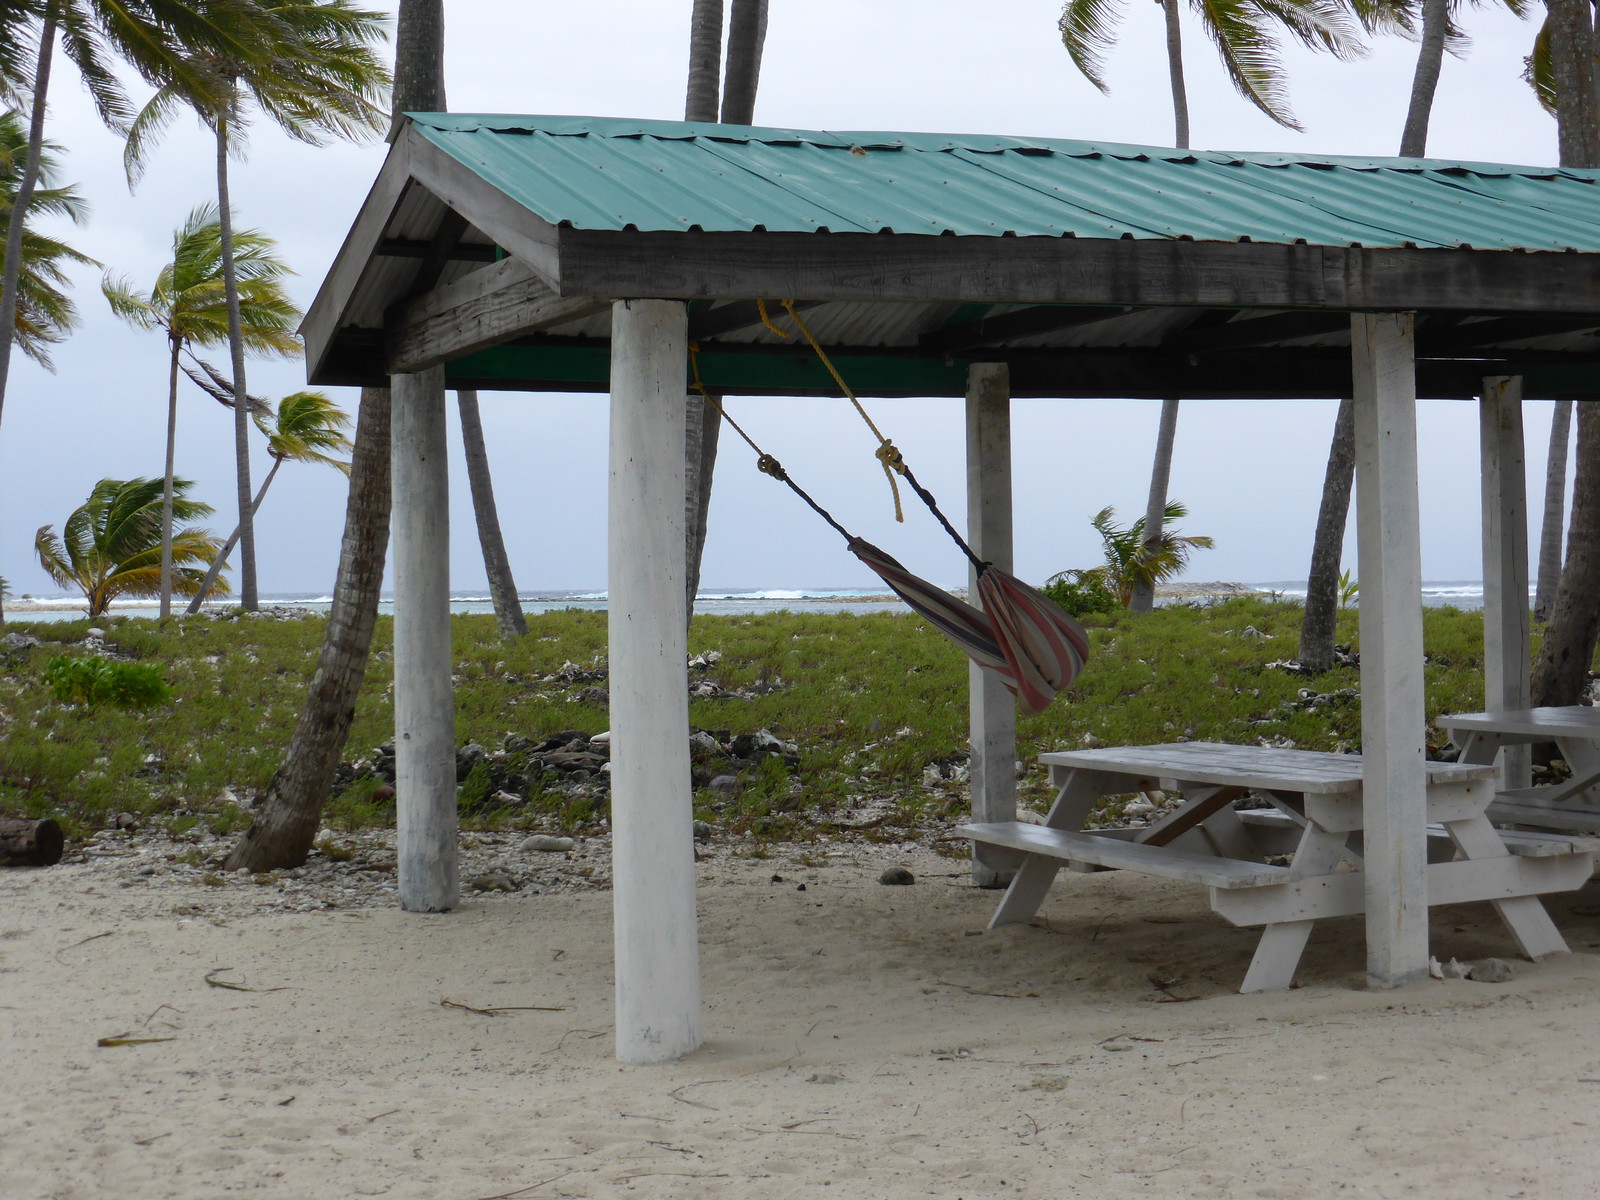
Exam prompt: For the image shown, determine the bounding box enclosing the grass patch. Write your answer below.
[0,600,1499,840]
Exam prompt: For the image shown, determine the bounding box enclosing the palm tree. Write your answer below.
[102,204,298,617]
[1079,502,1215,609]
[186,388,350,611]
[682,0,770,619]
[1059,0,1363,145]
[1534,399,1572,621]
[0,110,97,371]
[1061,0,1359,614]
[1300,0,1531,664]
[1529,0,1600,706]
[0,0,260,450]
[0,0,259,624]
[123,0,390,610]
[222,0,422,873]
[35,476,226,616]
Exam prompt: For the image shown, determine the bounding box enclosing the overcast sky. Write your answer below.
[0,1,1574,600]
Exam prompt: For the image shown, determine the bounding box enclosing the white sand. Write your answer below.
[4,841,1599,1199]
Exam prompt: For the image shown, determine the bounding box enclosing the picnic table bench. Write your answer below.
[958,742,1595,993]
[1440,707,1600,833]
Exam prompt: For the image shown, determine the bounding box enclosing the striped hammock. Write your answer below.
[849,539,1090,715]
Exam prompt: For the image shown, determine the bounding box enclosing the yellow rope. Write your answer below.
[777,299,905,523]
[756,299,791,340]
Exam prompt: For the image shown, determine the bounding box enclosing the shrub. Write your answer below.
[42,656,174,709]
[1039,570,1120,617]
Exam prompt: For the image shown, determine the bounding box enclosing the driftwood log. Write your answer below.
[0,818,64,866]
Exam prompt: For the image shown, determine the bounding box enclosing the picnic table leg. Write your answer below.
[1444,814,1569,960]
[1239,825,1349,993]
[988,769,1109,929]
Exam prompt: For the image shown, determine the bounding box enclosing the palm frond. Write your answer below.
[1195,0,1302,128]
[1524,16,1556,114]
[1058,0,1128,92]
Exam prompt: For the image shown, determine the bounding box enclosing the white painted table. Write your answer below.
[1440,707,1600,833]
[958,742,1592,992]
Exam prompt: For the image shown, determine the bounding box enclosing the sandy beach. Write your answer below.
[4,829,1599,1199]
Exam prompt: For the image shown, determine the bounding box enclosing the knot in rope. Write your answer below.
[873,442,906,522]
[756,453,786,481]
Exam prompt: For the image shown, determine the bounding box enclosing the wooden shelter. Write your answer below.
[305,114,1600,1063]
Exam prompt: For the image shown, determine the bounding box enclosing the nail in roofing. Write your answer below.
[407,113,1600,253]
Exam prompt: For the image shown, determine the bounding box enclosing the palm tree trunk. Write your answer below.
[1533,0,1600,704]
[223,388,392,871]
[1299,397,1356,671]
[685,0,724,123]
[721,0,766,124]
[185,456,282,613]
[1129,7,1187,615]
[1130,398,1179,612]
[160,338,181,617]
[680,0,728,618]
[215,92,258,610]
[1161,0,1190,151]
[1535,399,1573,621]
[457,390,526,638]
[390,0,445,135]
[1532,403,1600,705]
[0,5,57,626]
[1399,0,1449,157]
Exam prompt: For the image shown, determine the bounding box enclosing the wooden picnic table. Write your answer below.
[1440,707,1600,833]
[958,742,1594,993]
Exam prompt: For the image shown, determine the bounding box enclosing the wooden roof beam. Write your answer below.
[386,256,609,375]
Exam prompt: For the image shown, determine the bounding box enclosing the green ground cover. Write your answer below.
[0,598,1496,844]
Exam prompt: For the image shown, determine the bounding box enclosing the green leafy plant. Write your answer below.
[1338,569,1359,608]
[42,655,173,709]
[1040,569,1121,617]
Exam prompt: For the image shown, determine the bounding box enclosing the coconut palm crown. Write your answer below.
[35,476,227,616]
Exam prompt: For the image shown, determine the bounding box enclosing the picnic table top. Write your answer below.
[1038,741,1495,794]
[1438,707,1600,739]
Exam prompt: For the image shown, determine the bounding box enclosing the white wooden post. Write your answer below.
[391,365,458,913]
[966,362,1018,887]
[1480,377,1532,790]
[609,299,702,1064]
[1351,312,1429,988]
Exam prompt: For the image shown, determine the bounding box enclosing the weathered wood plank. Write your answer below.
[555,228,1600,314]
[301,138,415,382]
[966,363,1017,888]
[1352,310,1430,989]
[1439,706,1600,740]
[386,257,609,374]
[1210,853,1593,926]
[1037,743,1492,795]
[1480,378,1533,791]
[958,822,1292,889]
[406,130,562,287]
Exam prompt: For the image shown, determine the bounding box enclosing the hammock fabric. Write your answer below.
[695,303,1092,714]
[849,539,1090,715]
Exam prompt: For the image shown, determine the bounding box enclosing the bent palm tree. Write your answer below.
[186,388,350,611]
[124,0,389,610]
[35,476,226,616]
[1082,502,1214,609]
[102,204,298,617]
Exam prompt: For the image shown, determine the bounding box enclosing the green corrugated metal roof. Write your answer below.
[408,113,1600,253]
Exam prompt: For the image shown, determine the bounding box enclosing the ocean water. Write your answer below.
[5,582,1495,623]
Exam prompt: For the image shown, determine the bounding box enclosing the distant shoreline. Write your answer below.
[2,579,1503,621]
